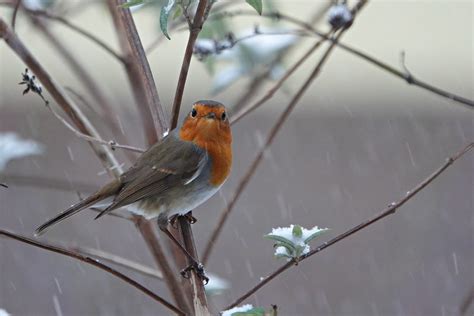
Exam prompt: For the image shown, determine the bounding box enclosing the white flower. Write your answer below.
[221,304,254,316]
[0,132,44,170]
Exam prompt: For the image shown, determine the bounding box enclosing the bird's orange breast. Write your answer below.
[179,116,232,187]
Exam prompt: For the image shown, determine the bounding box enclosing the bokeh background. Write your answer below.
[1,0,473,315]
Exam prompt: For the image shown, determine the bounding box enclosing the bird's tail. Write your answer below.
[35,180,121,236]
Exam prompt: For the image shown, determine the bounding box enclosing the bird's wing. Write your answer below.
[95,134,207,218]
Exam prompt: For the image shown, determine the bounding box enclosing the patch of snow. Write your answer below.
[221,304,253,316]
[0,132,44,170]
[0,309,10,316]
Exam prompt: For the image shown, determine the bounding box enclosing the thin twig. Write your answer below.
[202,1,368,265]
[230,3,333,116]
[42,94,144,153]
[230,30,331,125]
[0,17,121,178]
[210,10,474,109]
[0,183,8,188]
[49,106,143,152]
[11,0,20,30]
[0,2,126,63]
[170,0,209,129]
[27,13,135,159]
[1,174,97,192]
[224,142,474,309]
[460,286,474,315]
[0,229,184,315]
[69,244,163,280]
[65,87,139,162]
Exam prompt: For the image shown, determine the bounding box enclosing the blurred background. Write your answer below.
[1,0,473,315]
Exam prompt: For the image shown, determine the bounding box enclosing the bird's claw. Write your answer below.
[183,211,197,224]
[180,261,209,284]
[168,214,180,229]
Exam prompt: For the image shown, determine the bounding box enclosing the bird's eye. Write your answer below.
[221,112,227,120]
[191,109,197,117]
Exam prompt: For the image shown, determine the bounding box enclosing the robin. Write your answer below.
[36,100,232,281]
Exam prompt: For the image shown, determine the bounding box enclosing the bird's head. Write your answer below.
[179,100,232,146]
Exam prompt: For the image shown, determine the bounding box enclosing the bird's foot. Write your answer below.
[180,261,209,284]
[183,211,197,224]
[168,214,180,229]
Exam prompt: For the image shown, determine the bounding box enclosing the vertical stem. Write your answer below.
[108,0,168,144]
[179,217,210,316]
[170,0,209,129]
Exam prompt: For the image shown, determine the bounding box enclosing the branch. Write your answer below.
[170,0,209,129]
[69,244,163,280]
[210,10,474,110]
[0,17,122,178]
[230,30,331,125]
[39,91,144,153]
[202,1,367,265]
[179,216,210,315]
[0,2,126,63]
[0,174,96,192]
[108,2,190,312]
[26,13,135,157]
[0,229,184,315]
[134,219,192,314]
[1,15,188,312]
[111,0,168,144]
[11,0,20,30]
[225,142,474,309]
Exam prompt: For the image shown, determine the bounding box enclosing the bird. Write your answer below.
[35,100,232,280]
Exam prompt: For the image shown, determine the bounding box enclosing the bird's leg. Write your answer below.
[183,210,197,224]
[157,214,208,284]
[168,213,180,229]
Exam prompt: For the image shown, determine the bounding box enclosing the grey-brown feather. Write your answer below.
[95,132,208,218]
[36,131,209,232]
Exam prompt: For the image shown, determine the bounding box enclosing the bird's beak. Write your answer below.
[206,112,216,119]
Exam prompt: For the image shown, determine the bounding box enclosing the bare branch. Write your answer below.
[43,93,144,153]
[179,216,210,315]
[135,219,192,314]
[224,142,474,309]
[11,0,20,30]
[210,10,474,109]
[170,0,210,129]
[70,245,163,280]
[108,2,190,311]
[0,2,126,63]
[230,30,331,125]
[0,17,122,178]
[1,174,97,192]
[111,0,168,143]
[202,1,368,265]
[0,229,184,315]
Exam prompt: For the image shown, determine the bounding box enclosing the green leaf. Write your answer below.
[172,5,182,20]
[160,0,176,39]
[304,228,330,244]
[120,0,145,8]
[292,225,303,238]
[245,0,263,15]
[264,234,296,252]
[232,307,266,316]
